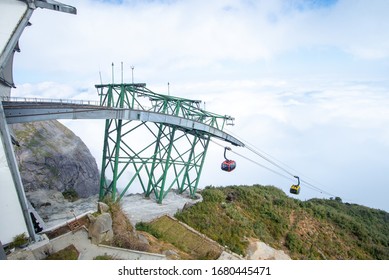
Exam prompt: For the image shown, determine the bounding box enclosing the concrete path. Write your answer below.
[49,228,166,260]
[8,227,166,260]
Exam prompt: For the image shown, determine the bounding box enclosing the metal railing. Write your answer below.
[1,96,101,106]
[0,96,154,111]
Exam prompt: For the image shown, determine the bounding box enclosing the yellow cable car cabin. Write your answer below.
[290,176,300,195]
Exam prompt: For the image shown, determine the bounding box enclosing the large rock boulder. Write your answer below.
[88,212,114,245]
[26,189,98,229]
[11,120,99,198]
[246,239,291,260]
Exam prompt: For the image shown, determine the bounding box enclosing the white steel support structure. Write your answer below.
[0,0,76,245]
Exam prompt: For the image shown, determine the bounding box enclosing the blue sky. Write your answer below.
[12,0,389,211]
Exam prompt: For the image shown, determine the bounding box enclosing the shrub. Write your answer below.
[45,245,79,260]
[135,222,162,239]
[202,188,226,203]
[12,233,29,248]
[285,232,303,253]
[62,188,79,202]
[94,254,118,260]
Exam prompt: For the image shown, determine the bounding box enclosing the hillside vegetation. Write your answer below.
[172,185,389,260]
[137,215,223,259]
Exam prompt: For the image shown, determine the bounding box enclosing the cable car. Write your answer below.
[221,147,236,172]
[290,176,300,195]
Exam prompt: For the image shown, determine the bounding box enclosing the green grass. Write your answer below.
[174,185,389,260]
[45,245,79,260]
[136,215,223,260]
[94,254,118,260]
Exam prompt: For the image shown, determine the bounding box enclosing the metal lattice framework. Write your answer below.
[97,82,238,203]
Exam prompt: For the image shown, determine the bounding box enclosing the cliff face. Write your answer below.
[11,120,99,198]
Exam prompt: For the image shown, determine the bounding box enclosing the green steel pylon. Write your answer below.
[96,82,235,203]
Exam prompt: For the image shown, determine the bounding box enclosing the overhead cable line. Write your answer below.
[215,131,339,198]
[226,128,305,177]
[211,138,292,181]
[241,135,336,195]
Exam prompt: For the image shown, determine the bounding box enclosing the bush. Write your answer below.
[45,245,79,260]
[94,254,118,260]
[62,188,79,202]
[285,232,304,254]
[135,222,162,239]
[12,233,29,248]
[202,188,226,203]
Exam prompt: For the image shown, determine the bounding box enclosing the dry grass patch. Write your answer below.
[147,215,223,259]
[108,201,150,252]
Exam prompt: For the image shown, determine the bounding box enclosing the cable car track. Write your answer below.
[211,137,339,198]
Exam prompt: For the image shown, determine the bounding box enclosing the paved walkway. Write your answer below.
[8,227,166,260]
[120,192,202,226]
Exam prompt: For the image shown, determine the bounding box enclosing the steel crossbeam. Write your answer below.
[97,83,239,203]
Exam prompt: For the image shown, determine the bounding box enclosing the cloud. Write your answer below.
[15,0,389,85]
[12,75,389,211]
[10,0,389,211]
[13,82,79,99]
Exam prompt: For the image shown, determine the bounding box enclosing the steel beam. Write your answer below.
[3,83,243,204]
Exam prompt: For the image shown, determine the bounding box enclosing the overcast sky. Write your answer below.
[12,0,389,211]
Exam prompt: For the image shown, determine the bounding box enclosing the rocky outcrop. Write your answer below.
[87,202,114,245]
[88,212,114,245]
[246,239,291,260]
[26,189,98,229]
[11,120,99,198]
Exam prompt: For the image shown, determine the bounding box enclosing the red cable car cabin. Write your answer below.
[221,147,236,172]
[221,160,236,172]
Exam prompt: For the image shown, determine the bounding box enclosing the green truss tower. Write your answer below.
[96,82,243,203]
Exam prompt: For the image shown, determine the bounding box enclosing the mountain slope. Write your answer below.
[174,185,389,259]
